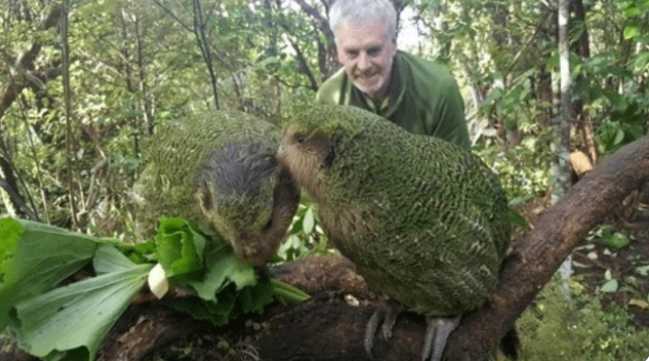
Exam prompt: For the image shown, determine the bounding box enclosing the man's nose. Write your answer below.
[357,52,371,70]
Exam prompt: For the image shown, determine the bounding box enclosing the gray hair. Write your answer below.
[329,0,397,42]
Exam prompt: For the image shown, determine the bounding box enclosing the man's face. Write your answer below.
[335,21,396,99]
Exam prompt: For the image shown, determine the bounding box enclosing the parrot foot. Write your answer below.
[421,316,461,361]
[364,301,402,359]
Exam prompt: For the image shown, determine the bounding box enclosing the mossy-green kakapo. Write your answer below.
[278,104,510,361]
[134,111,299,266]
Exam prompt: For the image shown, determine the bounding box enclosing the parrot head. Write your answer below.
[196,141,299,266]
[278,104,367,199]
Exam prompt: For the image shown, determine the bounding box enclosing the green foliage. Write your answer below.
[620,0,649,44]
[587,225,632,251]
[185,238,256,301]
[10,246,151,361]
[476,133,552,200]
[0,217,308,361]
[518,279,649,360]
[155,217,207,278]
[277,202,329,262]
[0,218,100,329]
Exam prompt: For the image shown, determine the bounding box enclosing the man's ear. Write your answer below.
[335,44,345,64]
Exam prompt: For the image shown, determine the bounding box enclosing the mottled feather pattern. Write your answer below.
[134,111,280,237]
[203,142,278,197]
[286,105,510,316]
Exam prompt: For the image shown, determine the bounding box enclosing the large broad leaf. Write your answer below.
[155,217,206,277]
[187,245,257,301]
[0,218,100,329]
[166,291,237,327]
[8,245,151,361]
[167,280,274,327]
[155,217,256,300]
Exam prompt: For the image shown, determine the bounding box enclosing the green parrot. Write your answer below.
[277,104,510,361]
[134,111,299,266]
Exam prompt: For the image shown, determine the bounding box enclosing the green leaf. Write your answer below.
[623,25,640,39]
[605,232,630,250]
[636,265,649,277]
[613,128,625,146]
[0,218,100,329]
[166,292,237,327]
[506,207,529,229]
[594,228,631,250]
[623,5,641,17]
[270,278,310,304]
[239,280,274,314]
[601,279,619,293]
[302,207,315,235]
[632,52,649,71]
[155,217,206,277]
[93,245,140,274]
[187,245,257,300]
[169,281,276,327]
[8,253,151,361]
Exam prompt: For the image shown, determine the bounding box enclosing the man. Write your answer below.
[317,0,470,148]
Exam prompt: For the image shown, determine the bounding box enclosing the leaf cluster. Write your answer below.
[0,217,308,361]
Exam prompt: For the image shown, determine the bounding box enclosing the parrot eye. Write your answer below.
[294,133,306,144]
[262,217,273,231]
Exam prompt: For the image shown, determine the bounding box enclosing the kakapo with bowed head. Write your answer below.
[134,111,299,266]
[277,104,510,361]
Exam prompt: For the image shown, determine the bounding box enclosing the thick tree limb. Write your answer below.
[445,135,649,360]
[2,137,648,361]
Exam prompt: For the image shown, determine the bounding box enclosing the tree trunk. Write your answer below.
[134,14,154,135]
[552,0,573,204]
[571,0,598,164]
[290,0,337,81]
[62,0,79,229]
[192,0,220,111]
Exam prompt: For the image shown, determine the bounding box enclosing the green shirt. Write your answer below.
[316,51,470,148]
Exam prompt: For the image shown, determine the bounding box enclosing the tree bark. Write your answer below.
[192,0,220,111]
[62,0,79,229]
[3,137,649,360]
[571,0,597,165]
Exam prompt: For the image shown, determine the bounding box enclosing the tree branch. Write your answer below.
[445,135,649,360]
[0,4,64,121]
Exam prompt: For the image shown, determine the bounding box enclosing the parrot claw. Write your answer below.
[364,301,402,359]
[421,316,461,361]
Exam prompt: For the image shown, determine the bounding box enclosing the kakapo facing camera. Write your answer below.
[278,104,511,361]
[134,111,299,266]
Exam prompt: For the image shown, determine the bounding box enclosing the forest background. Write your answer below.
[1,0,649,359]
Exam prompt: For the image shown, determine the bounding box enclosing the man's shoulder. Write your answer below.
[316,68,347,103]
[398,51,457,91]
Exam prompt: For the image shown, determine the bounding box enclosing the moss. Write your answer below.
[517,278,649,360]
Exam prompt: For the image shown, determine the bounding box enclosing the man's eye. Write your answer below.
[367,47,381,56]
[346,50,359,58]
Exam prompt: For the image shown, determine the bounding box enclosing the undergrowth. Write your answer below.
[516,278,649,361]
